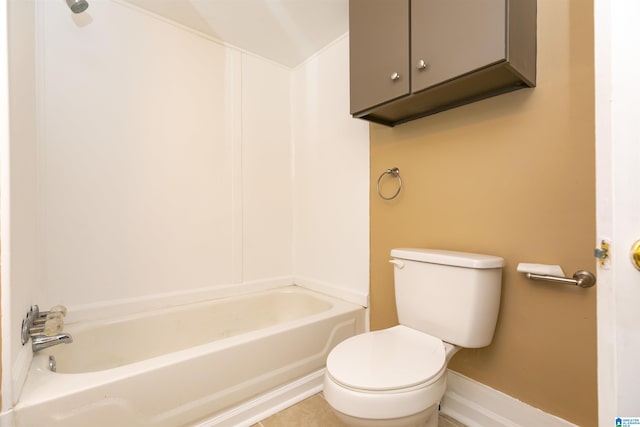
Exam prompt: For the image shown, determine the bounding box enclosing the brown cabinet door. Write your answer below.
[349,0,410,114]
[411,0,506,94]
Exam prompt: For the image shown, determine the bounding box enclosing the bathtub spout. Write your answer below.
[32,333,73,353]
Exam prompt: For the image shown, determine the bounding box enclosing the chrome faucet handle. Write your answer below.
[37,305,68,319]
[22,304,69,346]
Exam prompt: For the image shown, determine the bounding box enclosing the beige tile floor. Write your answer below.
[252,393,466,427]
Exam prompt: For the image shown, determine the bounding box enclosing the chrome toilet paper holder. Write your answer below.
[524,270,596,288]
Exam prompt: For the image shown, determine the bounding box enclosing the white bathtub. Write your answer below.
[14,286,365,427]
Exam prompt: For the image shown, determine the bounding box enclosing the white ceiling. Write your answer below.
[122,0,349,68]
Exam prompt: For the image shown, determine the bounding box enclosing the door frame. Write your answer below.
[595,0,640,423]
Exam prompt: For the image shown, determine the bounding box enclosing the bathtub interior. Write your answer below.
[46,287,334,373]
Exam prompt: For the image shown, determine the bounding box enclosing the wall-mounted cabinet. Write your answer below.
[349,0,536,126]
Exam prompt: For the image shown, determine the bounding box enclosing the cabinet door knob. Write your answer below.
[390,72,401,81]
[417,59,428,70]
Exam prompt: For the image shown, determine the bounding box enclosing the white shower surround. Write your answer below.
[35,0,369,312]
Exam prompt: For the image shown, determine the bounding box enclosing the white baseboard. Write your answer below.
[195,369,325,427]
[441,370,579,427]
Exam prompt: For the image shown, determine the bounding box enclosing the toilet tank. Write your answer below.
[390,248,504,348]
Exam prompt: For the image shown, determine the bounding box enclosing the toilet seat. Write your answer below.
[326,325,446,392]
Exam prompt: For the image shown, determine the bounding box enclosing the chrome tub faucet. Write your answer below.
[32,333,73,352]
[22,304,73,352]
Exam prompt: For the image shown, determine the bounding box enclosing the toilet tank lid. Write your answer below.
[391,248,504,269]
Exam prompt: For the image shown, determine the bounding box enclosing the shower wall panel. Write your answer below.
[36,0,291,309]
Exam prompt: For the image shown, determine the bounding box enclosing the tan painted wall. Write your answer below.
[369,0,596,425]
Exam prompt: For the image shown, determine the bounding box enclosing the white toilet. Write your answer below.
[323,248,504,427]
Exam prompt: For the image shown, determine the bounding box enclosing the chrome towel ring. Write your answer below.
[377,167,402,200]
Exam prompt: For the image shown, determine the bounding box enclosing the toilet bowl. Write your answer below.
[323,248,504,426]
[324,325,458,427]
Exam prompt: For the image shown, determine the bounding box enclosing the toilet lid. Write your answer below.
[326,325,446,392]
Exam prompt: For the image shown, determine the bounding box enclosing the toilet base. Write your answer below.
[330,403,439,427]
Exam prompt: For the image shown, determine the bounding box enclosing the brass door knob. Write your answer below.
[632,240,640,271]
